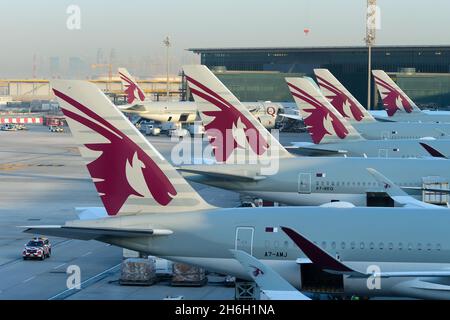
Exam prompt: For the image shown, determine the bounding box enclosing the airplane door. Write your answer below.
[235,227,254,255]
[298,173,311,194]
[378,149,388,158]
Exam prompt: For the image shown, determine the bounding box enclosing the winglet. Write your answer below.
[230,249,310,300]
[281,226,361,275]
[419,142,447,159]
[366,168,441,209]
[366,168,408,197]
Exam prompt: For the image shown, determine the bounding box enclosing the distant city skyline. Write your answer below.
[0,0,449,78]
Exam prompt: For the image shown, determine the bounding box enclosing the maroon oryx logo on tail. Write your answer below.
[186,76,269,162]
[316,75,364,122]
[53,89,177,215]
[250,266,265,277]
[288,82,349,144]
[119,72,145,104]
[373,75,413,116]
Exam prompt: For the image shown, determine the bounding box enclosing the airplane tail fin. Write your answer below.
[286,77,364,144]
[51,80,213,216]
[314,69,375,123]
[118,68,147,104]
[372,70,421,117]
[183,65,292,163]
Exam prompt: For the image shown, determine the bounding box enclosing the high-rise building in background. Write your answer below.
[68,56,88,79]
[96,48,104,65]
[49,57,60,78]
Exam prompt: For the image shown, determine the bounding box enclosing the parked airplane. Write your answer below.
[286,77,450,158]
[181,65,450,206]
[117,68,286,129]
[118,67,197,123]
[26,79,450,299]
[311,69,450,139]
[373,70,450,123]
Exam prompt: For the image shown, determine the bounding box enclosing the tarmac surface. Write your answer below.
[0,125,309,300]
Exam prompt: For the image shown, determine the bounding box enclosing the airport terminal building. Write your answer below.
[188,45,450,109]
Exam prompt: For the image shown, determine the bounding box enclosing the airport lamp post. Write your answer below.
[367,45,372,110]
[365,0,377,110]
[163,36,171,101]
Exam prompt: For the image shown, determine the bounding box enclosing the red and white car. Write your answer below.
[22,237,51,260]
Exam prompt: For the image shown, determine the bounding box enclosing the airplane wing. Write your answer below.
[230,250,310,300]
[281,226,450,278]
[366,168,445,209]
[178,165,267,181]
[21,225,173,240]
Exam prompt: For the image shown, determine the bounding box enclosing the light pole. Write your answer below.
[365,0,377,110]
[163,36,171,101]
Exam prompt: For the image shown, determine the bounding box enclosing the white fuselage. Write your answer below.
[121,101,295,129]
[59,206,450,299]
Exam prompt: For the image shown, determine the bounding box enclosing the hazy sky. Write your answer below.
[1,0,449,78]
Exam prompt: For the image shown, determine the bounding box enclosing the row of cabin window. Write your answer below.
[315,181,416,187]
[316,241,442,252]
[264,240,442,252]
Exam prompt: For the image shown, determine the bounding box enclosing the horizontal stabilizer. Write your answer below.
[21,225,172,240]
[179,165,266,181]
[288,142,347,155]
[279,113,303,121]
[402,186,450,194]
[118,104,147,112]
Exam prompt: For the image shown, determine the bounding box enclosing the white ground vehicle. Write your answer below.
[22,237,51,260]
[49,126,64,133]
[168,128,189,137]
[145,125,161,136]
[16,124,28,130]
[1,124,17,131]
